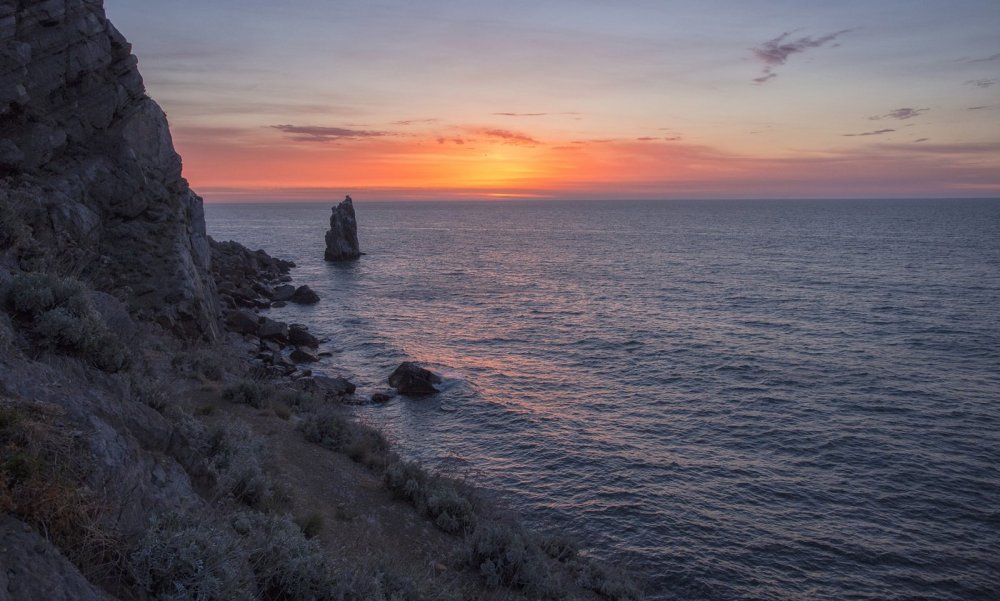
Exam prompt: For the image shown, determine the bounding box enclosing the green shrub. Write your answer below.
[6,273,85,316]
[1,272,130,372]
[172,349,226,381]
[300,411,389,469]
[383,460,476,535]
[130,374,169,413]
[465,522,560,598]
[230,510,345,601]
[130,513,253,600]
[356,565,423,601]
[207,423,273,509]
[272,402,291,420]
[294,512,324,539]
[222,381,272,409]
[539,534,580,563]
[576,560,643,601]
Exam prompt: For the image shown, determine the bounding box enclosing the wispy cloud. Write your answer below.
[477,128,540,145]
[752,29,852,84]
[915,138,929,143]
[966,78,997,88]
[843,128,895,137]
[271,124,388,142]
[967,52,1000,64]
[392,118,440,126]
[968,105,994,110]
[869,107,928,120]
[493,112,580,117]
[437,137,466,145]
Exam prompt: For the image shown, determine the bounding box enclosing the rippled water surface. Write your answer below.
[207,199,1000,600]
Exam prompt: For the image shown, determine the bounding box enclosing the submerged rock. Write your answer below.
[324,196,361,261]
[388,362,442,396]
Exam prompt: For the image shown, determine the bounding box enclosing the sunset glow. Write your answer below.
[104,0,1000,201]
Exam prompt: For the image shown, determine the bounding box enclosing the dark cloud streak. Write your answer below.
[843,128,895,137]
[967,52,1000,64]
[966,78,997,88]
[870,107,928,120]
[271,124,388,142]
[752,29,852,84]
[478,128,540,145]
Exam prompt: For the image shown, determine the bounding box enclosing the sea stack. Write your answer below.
[324,195,361,261]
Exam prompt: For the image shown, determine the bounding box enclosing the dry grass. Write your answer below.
[0,398,129,585]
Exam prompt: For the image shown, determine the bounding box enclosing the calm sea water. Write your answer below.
[206,199,1000,600]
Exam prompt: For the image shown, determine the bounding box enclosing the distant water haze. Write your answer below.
[207,198,1000,600]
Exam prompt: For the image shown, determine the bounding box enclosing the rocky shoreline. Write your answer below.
[0,1,641,599]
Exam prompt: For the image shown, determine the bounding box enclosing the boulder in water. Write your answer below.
[271,284,296,302]
[324,196,361,261]
[388,362,442,396]
[288,324,319,348]
[291,285,320,304]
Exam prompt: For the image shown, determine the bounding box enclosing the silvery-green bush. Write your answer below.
[465,521,560,598]
[207,423,272,509]
[300,410,389,469]
[221,381,272,409]
[2,272,130,372]
[230,510,345,600]
[131,514,253,601]
[384,460,476,535]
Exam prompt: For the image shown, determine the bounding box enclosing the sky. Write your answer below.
[103,0,1000,201]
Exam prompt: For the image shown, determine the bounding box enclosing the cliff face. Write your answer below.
[1,0,219,339]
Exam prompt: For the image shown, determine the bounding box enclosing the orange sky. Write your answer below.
[174,125,1000,201]
[106,0,1000,201]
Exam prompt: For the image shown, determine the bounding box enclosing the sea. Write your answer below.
[205,198,1000,600]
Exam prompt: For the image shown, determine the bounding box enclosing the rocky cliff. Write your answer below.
[0,0,219,339]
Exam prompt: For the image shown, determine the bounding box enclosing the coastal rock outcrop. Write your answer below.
[0,0,220,339]
[301,374,357,400]
[324,196,361,261]
[388,362,442,395]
